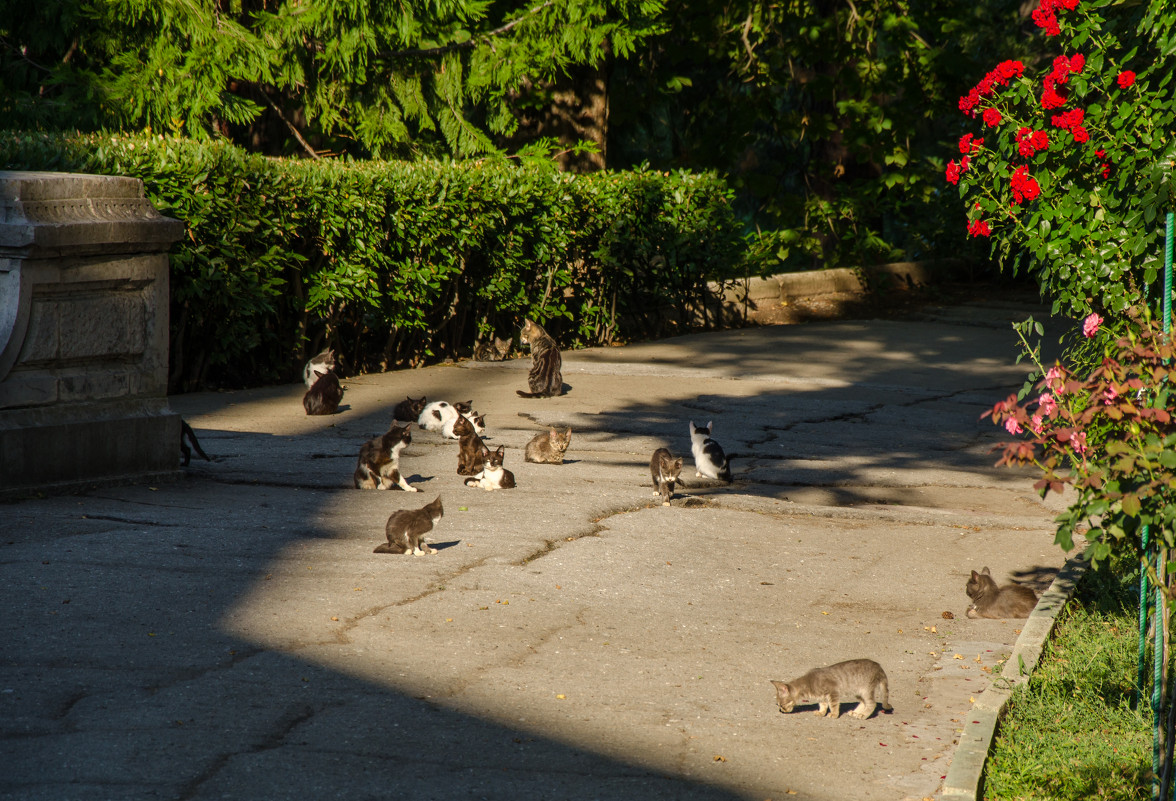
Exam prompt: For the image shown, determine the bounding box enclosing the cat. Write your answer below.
[525,427,572,464]
[418,401,458,433]
[303,347,337,388]
[393,396,427,423]
[473,336,512,361]
[516,318,564,398]
[650,447,683,506]
[179,420,210,466]
[770,659,893,720]
[454,413,490,476]
[353,422,418,491]
[303,370,344,415]
[966,567,1039,619]
[445,401,486,438]
[464,445,517,490]
[689,420,732,482]
[374,495,443,555]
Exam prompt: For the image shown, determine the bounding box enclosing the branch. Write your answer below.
[374,1,555,61]
[261,89,319,160]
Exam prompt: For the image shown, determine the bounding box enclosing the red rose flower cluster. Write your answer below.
[959,60,1024,116]
[1117,70,1136,88]
[1010,166,1042,205]
[1031,0,1079,36]
[1095,148,1112,179]
[1050,107,1088,142]
[1042,53,1084,109]
[967,219,991,238]
[1016,127,1049,158]
[958,133,984,154]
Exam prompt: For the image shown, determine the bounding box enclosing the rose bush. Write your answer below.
[947,0,1176,319]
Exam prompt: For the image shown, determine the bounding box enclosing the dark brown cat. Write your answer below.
[650,447,683,506]
[464,445,516,490]
[393,395,427,423]
[525,427,572,464]
[770,659,892,720]
[966,567,1039,619]
[375,495,443,555]
[516,318,563,398]
[454,414,490,476]
[303,371,343,415]
[353,422,417,491]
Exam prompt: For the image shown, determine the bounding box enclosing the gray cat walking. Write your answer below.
[771,658,892,720]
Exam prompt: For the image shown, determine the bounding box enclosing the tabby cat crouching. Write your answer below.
[516,318,564,398]
[965,567,1038,619]
[771,659,892,720]
[525,427,572,464]
[375,495,443,555]
[650,448,683,506]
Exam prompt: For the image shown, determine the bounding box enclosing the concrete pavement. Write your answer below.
[1,290,1073,801]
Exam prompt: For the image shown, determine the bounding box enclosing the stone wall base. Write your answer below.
[0,398,180,498]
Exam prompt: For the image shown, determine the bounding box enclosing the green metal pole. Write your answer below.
[1143,527,1153,707]
[1165,211,1173,332]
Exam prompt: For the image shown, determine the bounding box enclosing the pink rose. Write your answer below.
[1083,312,1103,337]
[1005,417,1023,435]
[1071,430,1088,455]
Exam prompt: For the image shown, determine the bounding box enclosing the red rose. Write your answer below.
[946,161,962,185]
[968,219,992,237]
[1118,70,1136,88]
[982,107,1003,127]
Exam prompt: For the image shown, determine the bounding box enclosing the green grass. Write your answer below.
[983,564,1153,800]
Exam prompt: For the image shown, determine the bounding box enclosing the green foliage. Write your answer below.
[0,0,665,158]
[609,0,1028,272]
[988,311,1176,588]
[949,0,1176,317]
[0,131,743,390]
[984,564,1150,800]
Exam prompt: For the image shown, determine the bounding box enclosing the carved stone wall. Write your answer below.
[0,171,185,495]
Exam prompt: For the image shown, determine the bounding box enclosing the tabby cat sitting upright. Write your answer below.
[525,427,572,464]
[965,567,1038,619]
[464,445,516,490]
[516,318,563,398]
[353,422,418,491]
[375,495,443,555]
[770,659,892,720]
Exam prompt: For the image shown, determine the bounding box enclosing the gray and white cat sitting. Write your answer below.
[375,495,443,555]
[770,659,892,720]
[525,427,572,464]
[966,567,1039,619]
[650,447,683,506]
[464,445,516,490]
[353,422,418,491]
[303,348,337,388]
[689,420,732,482]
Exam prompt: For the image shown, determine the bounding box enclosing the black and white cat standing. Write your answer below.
[689,420,732,482]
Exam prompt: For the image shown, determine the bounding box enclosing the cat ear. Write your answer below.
[970,570,980,579]
[981,566,991,576]
[706,420,713,431]
[769,679,786,689]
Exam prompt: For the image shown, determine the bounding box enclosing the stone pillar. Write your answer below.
[0,171,185,495]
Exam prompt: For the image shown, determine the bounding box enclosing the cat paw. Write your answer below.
[661,500,670,506]
[404,486,420,492]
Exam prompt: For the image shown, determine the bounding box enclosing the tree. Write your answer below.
[0,0,665,159]
[607,0,1031,270]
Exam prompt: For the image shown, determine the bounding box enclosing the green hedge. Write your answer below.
[1,132,747,391]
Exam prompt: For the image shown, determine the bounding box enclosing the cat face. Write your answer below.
[520,318,540,345]
[453,414,474,437]
[771,680,797,713]
[488,445,505,468]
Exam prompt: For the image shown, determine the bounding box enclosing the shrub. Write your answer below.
[1,132,745,390]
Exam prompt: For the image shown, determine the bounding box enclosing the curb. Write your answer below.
[939,552,1090,800]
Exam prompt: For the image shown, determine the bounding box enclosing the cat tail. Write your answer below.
[373,542,405,554]
[516,390,542,398]
[181,421,210,462]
